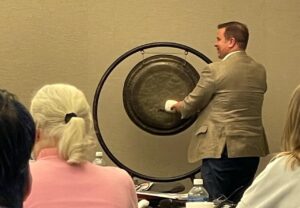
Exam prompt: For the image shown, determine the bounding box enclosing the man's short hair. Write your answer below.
[218,21,249,50]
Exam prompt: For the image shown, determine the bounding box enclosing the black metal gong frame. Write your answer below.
[92,42,212,182]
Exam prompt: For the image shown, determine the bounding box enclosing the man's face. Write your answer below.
[214,28,231,59]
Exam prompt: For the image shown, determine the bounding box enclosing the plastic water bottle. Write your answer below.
[187,179,209,202]
[93,151,104,166]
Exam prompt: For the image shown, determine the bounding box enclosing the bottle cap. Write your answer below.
[193,178,203,185]
[95,151,103,157]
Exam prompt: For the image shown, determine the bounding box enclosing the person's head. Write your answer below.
[281,85,300,169]
[214,21,249,59]
[0,89,35,207]
[30,84,94,165]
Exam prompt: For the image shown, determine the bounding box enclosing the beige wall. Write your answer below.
[1,0,300,181]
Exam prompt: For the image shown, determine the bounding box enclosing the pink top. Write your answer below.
[24,148,138,208]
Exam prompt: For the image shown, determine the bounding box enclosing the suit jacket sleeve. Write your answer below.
[179,65,215,118]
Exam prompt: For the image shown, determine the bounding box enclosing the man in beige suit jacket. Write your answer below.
[172,21,269,203]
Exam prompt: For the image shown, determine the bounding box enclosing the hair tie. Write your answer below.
[64,112,77,123]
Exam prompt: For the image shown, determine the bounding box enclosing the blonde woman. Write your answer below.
[236,85,300,208]
[24,84,138,208]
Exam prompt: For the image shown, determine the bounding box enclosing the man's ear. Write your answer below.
[228,37,236,48]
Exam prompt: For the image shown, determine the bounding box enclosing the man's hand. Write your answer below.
[164,100,178,113]
[171,101,182,113]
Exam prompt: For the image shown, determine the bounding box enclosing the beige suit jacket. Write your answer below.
[180,51,269,163]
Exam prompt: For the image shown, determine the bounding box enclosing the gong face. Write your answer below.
[123,54,200,135]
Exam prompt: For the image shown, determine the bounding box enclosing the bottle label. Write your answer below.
[187,196,209,202]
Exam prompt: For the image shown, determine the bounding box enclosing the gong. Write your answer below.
[123,54,199,135]
[93,42,212,182]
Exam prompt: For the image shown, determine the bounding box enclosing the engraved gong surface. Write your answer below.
[123,54,200,135]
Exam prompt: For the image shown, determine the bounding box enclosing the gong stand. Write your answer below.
[93,42,212,182]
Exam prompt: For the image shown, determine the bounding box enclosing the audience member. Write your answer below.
[236,85,300,208]
[24,84,138,208]
[0,89,35,208]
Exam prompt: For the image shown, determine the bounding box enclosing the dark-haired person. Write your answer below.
[0,89,35,208]
[24,84,138,208]
[237,85,300,208]
[172,21,269,203]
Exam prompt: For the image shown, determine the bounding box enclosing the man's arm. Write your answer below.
[171,65,215,119]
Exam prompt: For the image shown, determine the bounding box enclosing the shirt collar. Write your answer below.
[222,50,244,61]
[37,148,59,160]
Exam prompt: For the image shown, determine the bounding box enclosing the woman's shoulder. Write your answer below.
[269,153,292,165]
[258,153,300,177]
[263,154,289,170]
[87,163,132,178]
